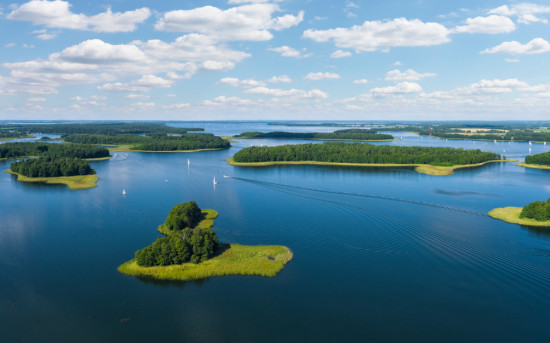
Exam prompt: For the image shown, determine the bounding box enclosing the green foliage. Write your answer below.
[232,142,501,166]
[164,201,202,231]
[236,129,394,141]
[1,122,202,135]
[10,157,93,177]
[0,142,109,159]
[525,152,550,166]
[520,198,550,221]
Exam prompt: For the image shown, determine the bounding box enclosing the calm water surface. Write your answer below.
[1,122,550,342]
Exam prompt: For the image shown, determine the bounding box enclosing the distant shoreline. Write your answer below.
[105,144,225,153]
[517,162,550,170]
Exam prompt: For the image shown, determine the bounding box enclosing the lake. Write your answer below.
[1,122,550,342]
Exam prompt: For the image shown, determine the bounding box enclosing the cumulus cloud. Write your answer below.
[330,50,352,58]
[201,95,254,106]
[385,69,436,82]
[245,86,328,99]
[353,79,368,84]
[27,97,46,102]
[489,3,550,24]
[453,15,516,34]
[162,103,190,109]
[7,0,150,33]
[267,75,292,83]
[456,78,529,94]
[268,45,312,58]
[304,72,341,80]
[370,82,423,95]
[98,75,173,92]
[219,77,265,88]
[126,94,150,99]
[155,4,303,41]
[303,18,450,52]
[481,38,550,55]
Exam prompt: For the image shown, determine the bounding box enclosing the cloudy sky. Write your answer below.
[0,0,549,120]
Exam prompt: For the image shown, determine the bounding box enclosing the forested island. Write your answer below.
[118,201,293,281]
[489,198,550,227]
[234,129,394,141]
[0,142,110,160]
[517,151,550,170]
[0,122,203,135]
[228,142,505,176]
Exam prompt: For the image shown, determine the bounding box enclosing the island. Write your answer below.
[2,142,109,189]
[234,129,395,141]
[489,198,550,227]
[517,151,550,170]
[118,201,293,281]
[228,142,507,176]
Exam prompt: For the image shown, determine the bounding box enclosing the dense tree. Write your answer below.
[232,142,501,166]
[525,152,550,166]
[10,157,93,177]
[520,198,550,221]
[164,201,202,231]
[235,129,394,141]
[0,142,109,159]
[0,123,202,135]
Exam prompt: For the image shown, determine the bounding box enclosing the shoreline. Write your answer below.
[489,207,550,227]
[104,144,226,153]
[517,162,550,170]
[4,169,98,190]
[226,158,513,176]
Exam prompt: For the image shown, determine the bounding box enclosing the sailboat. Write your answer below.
[213,177,218,185]
[223,174,229,178]
[529,141,532,146]
[187,158,190,165]
[122,189,126,196]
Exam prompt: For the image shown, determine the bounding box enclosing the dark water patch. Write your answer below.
[433,188,500,198]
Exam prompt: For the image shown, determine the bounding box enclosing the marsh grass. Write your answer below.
[4,170,98,190]
[489,207,550,227]
[517,162,550,171]
[118,244,293,281]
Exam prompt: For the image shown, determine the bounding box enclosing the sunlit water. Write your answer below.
[1,122,550,342]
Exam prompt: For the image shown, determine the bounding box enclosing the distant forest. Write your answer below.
[0,122,202,135]
[525,151,550,166]
[520,198,550,222]
[232,142,502,166]
[0,142,109,159]
[10,157,93,178]
[235,129,394,141]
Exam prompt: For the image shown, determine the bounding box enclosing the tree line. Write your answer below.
[135,202,219,267]
[0,122,203,135]
[520,198,550,222]
[0,142,109,159]
[525,152,550,166]
[10,157,93,177]
[235,129,394,141]
[232,142,502,166]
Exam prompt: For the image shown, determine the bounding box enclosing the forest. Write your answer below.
[135,202,219,266]
[232,142,502,166]
[520,198,550,222]
[10,157,93,177]
[0,122,202,135]
[0,142,110,159]
[525,152,550,166]
[235,129,394,141]
[62,133,230,151]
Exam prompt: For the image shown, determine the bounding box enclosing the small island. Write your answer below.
[517,151,550,170]
[234,129,395,141]
[118,201,293,281]
[489,198,550,227]
[228,142,508,176]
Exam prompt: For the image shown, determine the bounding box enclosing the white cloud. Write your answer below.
[200,60,236,71]
[453,15,516,34]
[126,94,150,99]
[304,72,341,80]
[393,61,403,66]
[5,43,16,48]
[245,86,328,99]
[385,69,436,82]
[27,97,46,102]
[201,95,254,106]
[7,0,150,33]
[155,4,303,41]
[98,75,173,92]
[219,77,265,88]
[36,32,58,40]
[303,18,450,52]
[268,45,312,58]
[162,103,190,109]
[489,3,550,24]
[353,79,368,84]
[371,82,423,95]
[330,50,352,58]
[456,78,529,94]
[69,95,105,106]
[505,58,520,63]
[481,38,550,55]
[267,75,292,83]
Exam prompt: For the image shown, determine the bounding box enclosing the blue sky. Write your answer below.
[0,0,549,120]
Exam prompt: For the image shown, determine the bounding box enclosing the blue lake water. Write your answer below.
[1,122,550,342]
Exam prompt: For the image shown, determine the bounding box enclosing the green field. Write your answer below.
[489,207,550,227]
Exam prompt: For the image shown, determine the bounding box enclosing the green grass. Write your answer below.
[5,170,98,190]
[118,244,293,281]
[517,162,550,170]
[158,209,219,234]
[489,207,550,227]
[85,156,112,161]
[227,158,513,176]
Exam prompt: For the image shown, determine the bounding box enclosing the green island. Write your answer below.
[517,151,550,170]
[5,170,99,190]
[234,129,395,141]
[118,201,293,281]
[489,198,550,227]
[228,142,506,176]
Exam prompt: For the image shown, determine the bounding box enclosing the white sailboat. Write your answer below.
[213,177,218,185]
[529,141,532,146]
[122,189,126,196]
[187,158,190,165]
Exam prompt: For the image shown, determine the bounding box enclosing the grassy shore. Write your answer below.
[85,156,112,161]
[489,207,550,227]
[517,162,550,170]
[226,158,511,176]
[158,209,218,234]
[5,170,98,190]
[104,144,224,153]
[118,244,293,281]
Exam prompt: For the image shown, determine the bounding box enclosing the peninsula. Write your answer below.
[517,151,550,170]
[118,201,293,281]
[228,142,506,176]
[489,198,550,227]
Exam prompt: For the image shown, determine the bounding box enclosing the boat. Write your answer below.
[529,141,532,145]
[213,177,218,185]
[122,189,126,196]
[165,179,168,183]
[223,175,229,178]
[187,159,190,165]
